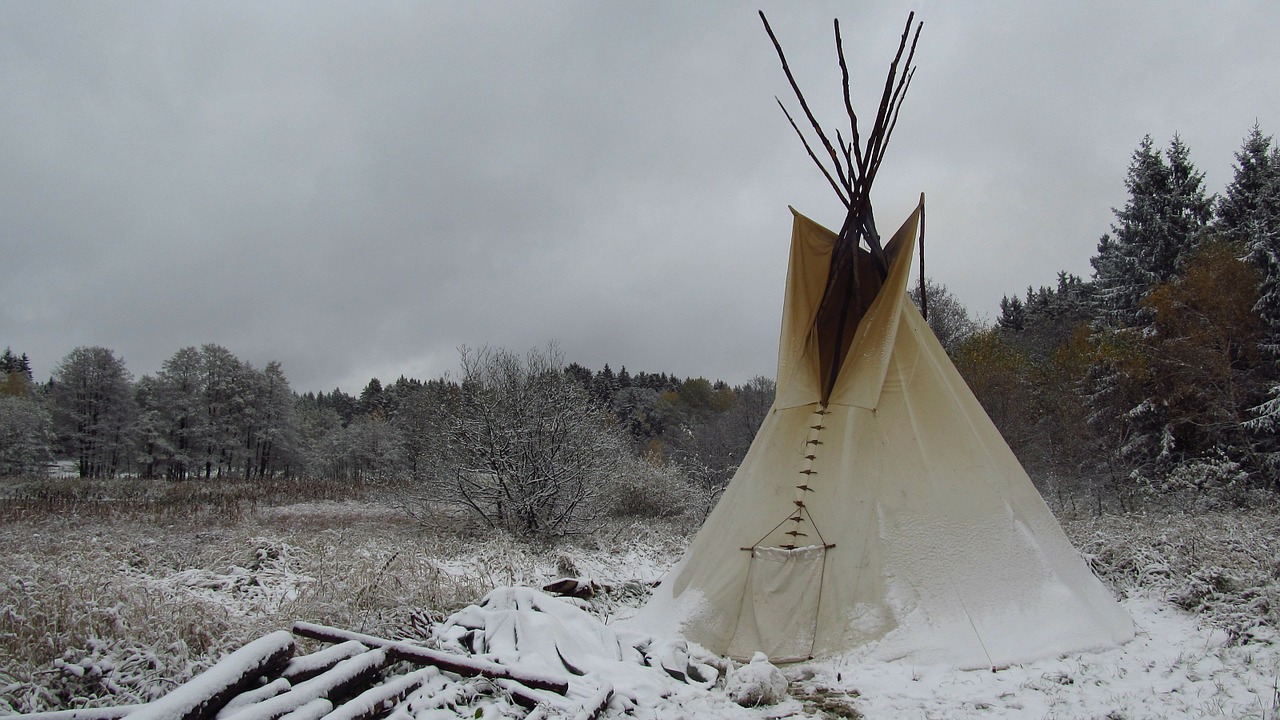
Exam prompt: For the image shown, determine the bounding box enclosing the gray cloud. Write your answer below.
[4,2,1279,392]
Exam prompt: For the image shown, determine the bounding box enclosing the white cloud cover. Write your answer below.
[3,1,1279,391]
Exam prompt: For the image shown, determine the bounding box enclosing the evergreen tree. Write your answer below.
[591,364,619,405]
[1216,125,1280,249]
[0,348,35,396]
[1093,135,1212,327]
[1219,128,1280,348]
[997,296,1026,332]
[564,362,593,390]
[358,377,387,418]
[1219,127,1280,463]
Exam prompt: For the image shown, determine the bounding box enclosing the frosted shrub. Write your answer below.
[1065,508,1280,644]
[416,344,628,539]
[605,458,689,519]
[1149,452,1253,508]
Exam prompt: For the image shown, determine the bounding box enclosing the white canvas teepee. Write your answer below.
[636,204,1133,668]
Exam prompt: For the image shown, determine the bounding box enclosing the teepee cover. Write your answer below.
[638,206,1133,667]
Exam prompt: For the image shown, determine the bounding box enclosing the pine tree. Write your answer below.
[1219,127,1280,459]
[358,377,387,418]
[1216,125,1280,248]
[0,348,35,396]
[1093,135,1212,327]
[997,296,1026,332]
[591,364,619,405]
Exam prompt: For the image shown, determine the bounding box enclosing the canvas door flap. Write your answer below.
[774,208,837,410]
[727,545,827,663]
[829,206,921,409]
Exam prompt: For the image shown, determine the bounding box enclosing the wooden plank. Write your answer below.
[321,668,439,720]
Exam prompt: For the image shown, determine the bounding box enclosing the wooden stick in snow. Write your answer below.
[291,622,570,696]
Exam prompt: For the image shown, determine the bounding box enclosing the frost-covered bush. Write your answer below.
[0,394,55,476]
[411,344,629,539]
[1141,451,1256,509]
[605,458,691,519]
[1065,508,1280,644]
[0,505,500,713]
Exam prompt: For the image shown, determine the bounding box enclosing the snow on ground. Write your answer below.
[4,498,1279,718]
[380,579,1280,719]
[126,539,315,616]
[792,594,1279,719]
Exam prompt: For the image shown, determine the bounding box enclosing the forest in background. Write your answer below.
[5,125,1280,535]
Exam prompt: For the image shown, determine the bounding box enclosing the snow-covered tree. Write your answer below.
[51,346,136,478]
[420,344,626,538]
[1093,135,1212,328]
[0,394,55,475]
[1218,127,1280,474]
[138,346,300,480]
[1216,125,1280,250]
[909,277,979,353]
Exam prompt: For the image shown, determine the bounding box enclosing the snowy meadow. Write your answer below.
[2,477,1279,719]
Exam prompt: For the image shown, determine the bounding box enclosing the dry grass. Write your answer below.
[0,475,690,713]
[0,479,497,712]
[5,476,1278,715]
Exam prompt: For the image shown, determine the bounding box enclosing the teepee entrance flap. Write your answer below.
[727,544,829,662]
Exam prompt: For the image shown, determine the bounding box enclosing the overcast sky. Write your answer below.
[4,2,1279,394]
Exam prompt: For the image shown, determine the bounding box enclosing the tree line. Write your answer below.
[936,126,1280,508]
[0,339,772,536]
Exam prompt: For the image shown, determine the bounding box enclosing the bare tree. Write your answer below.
[51,346,135,478]
[909,277,980,353]
[416,344,625,539]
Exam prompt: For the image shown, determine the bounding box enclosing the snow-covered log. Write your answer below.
[291,622,570,695]
[279,641,369,684]
[490,679,568,712]
[123,631,296,720]
[571,683,613,720]
[217,679,292,717]
[322,668,438,720]
[218,649,388,720]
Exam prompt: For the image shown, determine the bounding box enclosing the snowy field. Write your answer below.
[1,482,1278,719]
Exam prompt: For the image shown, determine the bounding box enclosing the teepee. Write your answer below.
[636,14,1132,668]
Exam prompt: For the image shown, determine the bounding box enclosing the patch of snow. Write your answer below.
[798,594,1280,719]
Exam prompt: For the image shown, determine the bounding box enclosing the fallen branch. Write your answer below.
[291,622,570,695]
